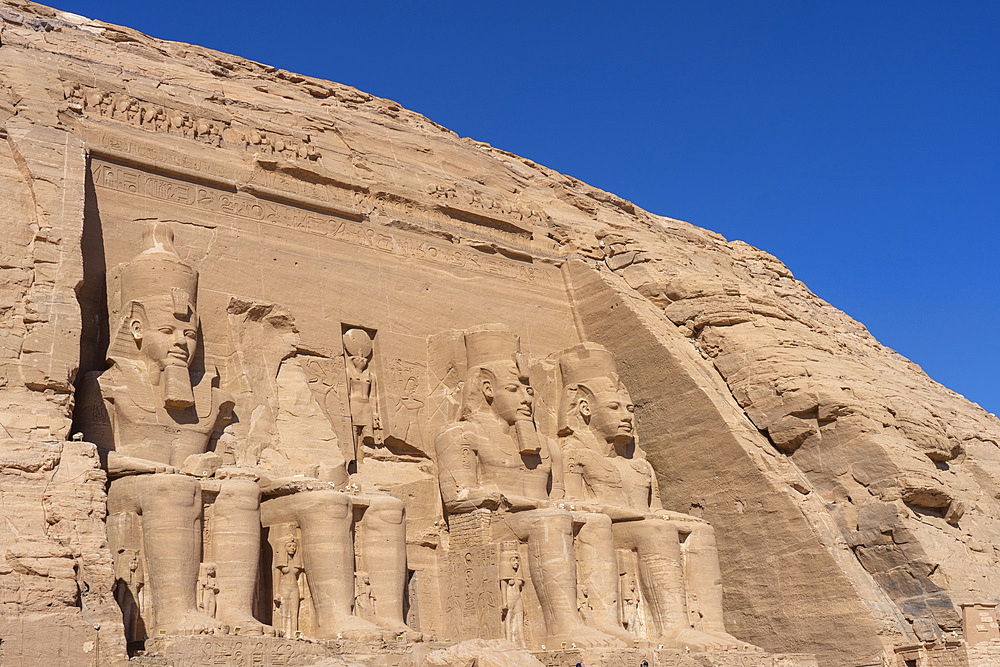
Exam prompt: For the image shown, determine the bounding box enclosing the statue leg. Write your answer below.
[500,508,624,648]
[212,478,273,635]
[573,512,632,641]
[262,491,381,640]
[614,519,735,650]
[111,474,228,636]
[681,523,751,648]
[356,494,412,636]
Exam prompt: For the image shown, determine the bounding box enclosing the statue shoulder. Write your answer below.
[87,364,129,399]
[77,369,117,448]
[558,435,596,464]
[435,420,484,452]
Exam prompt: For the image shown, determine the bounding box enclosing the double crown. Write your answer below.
[558,343,619,389]
[119,223,198,318]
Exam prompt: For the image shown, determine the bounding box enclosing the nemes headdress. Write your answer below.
[107,223,199,365]
[459,324,530,421]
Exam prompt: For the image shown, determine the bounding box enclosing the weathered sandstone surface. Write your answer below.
[0,2,998,666]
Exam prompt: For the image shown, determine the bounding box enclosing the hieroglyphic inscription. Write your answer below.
[144,636,329,667]
[445,543,501,641]
[531,650,785,667]
[90,159,541,283]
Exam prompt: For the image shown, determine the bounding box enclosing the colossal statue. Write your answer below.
[78,224,268,637]
[79,224,413,644]
[434,324,623,648]
[556,342,750,650]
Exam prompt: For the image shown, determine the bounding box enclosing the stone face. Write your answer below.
[1,1,1000,666]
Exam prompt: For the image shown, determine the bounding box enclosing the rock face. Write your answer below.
[0,1,999,666]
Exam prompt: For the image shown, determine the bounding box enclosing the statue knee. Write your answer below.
[364,495,404,524]
[584,512,613,529]
[682,522,717,548]
[532,506,574,534]
[299,489,352,519]
[142,473,201,511]
[216,478,262,509]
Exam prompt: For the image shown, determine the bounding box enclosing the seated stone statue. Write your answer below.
[225,303,412,641]
[556,342,749,650]
[78,224,268,636]
[434,325,623,648]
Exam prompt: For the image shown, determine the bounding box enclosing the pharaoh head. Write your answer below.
[113,223,199,410]
[460,325,539,454]
[558,343,635,451]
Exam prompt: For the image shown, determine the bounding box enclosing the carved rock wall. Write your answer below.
[1,1,999,665]
[0,439,125,666]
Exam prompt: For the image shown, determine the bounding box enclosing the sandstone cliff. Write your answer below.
[1,2,998,665]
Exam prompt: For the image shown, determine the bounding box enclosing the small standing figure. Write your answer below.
[391,376,425,446]
[197,562,219,619]
[274,538,303,637]
[621,577,642,637]
[355,571,376,621]
[115,549,144,643]
[344,328,382,463]
[578,585,593,624]
[501,552,525,647]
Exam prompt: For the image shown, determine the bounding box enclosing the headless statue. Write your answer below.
[435,325,623,649]
[78,224,269,637]
[557,342,751,651]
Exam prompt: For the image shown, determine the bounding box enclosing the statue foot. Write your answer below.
[657,628,741,651]
[541,624,626,649]
[587,619,634,643]
[707,630,761,651]
[373,618,424,642]
[315,613,384,642]
[217,614,276,637]
[155,610,230,636]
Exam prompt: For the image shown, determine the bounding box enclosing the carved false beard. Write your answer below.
[162,364,195,410]
[514,419,541,456]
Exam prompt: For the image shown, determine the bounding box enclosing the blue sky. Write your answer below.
[55,1,999,415]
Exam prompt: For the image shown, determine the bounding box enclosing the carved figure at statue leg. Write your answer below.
[355,494,417,639]
[573,512,634,642]
[613,519,737,650]
[678,522,749,648]
[500,509,624,648]
[108,475,228,636]
[261,490,382,640]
